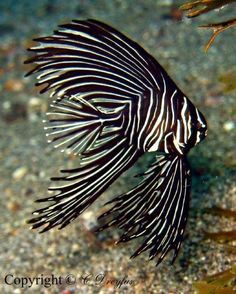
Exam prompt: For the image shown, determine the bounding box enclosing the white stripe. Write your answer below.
[138,87,153,149]
[187,114,192,139]
[148,73,167,151]
[170,90,177,127]
[196,108,206,128]
[101,33,160,90]
[54,81,138,97]
[164,132,172,153]
[38,68,144,92]
[181,97,188,144]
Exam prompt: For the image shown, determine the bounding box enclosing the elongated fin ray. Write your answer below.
[27,137,143,232]
[44,96,106,155]
[96,154,191,265]
[24,19,172,114]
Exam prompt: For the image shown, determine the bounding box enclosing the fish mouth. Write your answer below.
[199,129,207,142]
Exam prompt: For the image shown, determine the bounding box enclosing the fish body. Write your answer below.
[25,19,207,265]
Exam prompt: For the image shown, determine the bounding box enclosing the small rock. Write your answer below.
[223,121,234,132]
[4,79,24,92]
[159,0,173,6]
[82,211,97,230]
[47,244,56,255]
[4,188,14,197]
[7,201,21,212]
[72,243,80,252]
[82,211,94,221]
[24,188,34,196]
[2,101,27,122]
[12,166,28,180]
[27,97,47,121]
[183,276,188,281]
[2,101,11,110]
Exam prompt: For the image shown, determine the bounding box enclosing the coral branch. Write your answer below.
[193,265,236,293]
[200,18,236,51]
[205,206,236,220]
[204,230,236,243]
[180,0,236,51]
[180,0,235,18]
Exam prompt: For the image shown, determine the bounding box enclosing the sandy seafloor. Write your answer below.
[0,0,235,293]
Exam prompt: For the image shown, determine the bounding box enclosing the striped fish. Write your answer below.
[25,19,207,265]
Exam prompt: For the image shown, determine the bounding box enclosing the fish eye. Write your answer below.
[196,122,203,130]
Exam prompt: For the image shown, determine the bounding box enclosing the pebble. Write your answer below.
[27,97,47,121]
[7,201,21,212]
[4,79,24,92]
[47,244,56,255]
[82,211,94,221]
[0,2,235,294]
[12,166,28,180]
[223,121,234,132]
[159,0,174,6]
[2,101,27,122]
[71,243,80,252]
[82,211,97,231]
[2,100,11,110]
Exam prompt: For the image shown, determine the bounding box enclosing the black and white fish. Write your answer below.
[25,19,207,265]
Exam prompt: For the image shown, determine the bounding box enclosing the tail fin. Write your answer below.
[97,154,191,265]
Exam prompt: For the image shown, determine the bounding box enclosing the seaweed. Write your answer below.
[193,208,236,293]
[180,0,235,18]
[204,230,236,243]
[193,265,236,293]
[205,207,236,220]
[218,71,236,93]
[180,0,236,51]
[203,207,236,245]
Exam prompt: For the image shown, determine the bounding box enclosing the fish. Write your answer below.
[25,19,207,266]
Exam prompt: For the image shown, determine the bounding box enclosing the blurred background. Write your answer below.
[0,0,235,293]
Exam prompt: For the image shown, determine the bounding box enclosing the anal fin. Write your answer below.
[97,154,191,265]
[28,137,142,233]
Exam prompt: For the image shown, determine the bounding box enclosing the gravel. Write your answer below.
[0,1,235,293]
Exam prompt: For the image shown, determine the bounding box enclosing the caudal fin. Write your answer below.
[97,154,191,265]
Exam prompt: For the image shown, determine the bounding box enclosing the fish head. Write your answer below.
[167,100,207,155]
[150,100,208,155]
[189,107,207,148]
